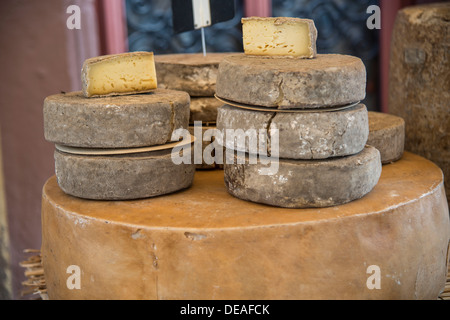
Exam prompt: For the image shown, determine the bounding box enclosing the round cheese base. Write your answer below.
[41,152,450,300]
[54,146,196,200]
[215,53,366,109]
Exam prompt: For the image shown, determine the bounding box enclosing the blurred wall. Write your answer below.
[0,0,99,299]
[0,130,11,299]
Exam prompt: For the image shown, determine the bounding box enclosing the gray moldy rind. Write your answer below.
[388,3,450,202]
[54,147,196,200]
[367,112,405,164]
[44,89,190,149]
[216,53,366,109]
[155,53,236,97]
[217,104,369,160]
[190,97,224,124]
[224,145,381,208]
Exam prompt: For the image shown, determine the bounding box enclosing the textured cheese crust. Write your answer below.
[82,51,157,98]
[242,17,317,58]
[41,152,450,300]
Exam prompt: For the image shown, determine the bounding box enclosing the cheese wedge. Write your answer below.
[82,51,157,98]
[242,17,318,58]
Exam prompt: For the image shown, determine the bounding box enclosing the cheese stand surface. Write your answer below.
[41,152,450,300]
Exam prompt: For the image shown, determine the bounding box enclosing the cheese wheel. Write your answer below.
[54,147,195,200]
[217,104,369,160]
[188,126,224,170]
[368,112,405,164]
[388,3,450,203]
[189,97,224,124]
[43,89,190,149]
[41,152,450,300]
[216,53,366,109]
[155,53,236,96]
[224,145,381,208]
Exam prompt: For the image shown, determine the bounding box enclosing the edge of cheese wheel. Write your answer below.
[81,51,158,98]
[242,17,317,58]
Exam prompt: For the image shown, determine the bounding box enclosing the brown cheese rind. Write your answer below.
[41,152,450,299]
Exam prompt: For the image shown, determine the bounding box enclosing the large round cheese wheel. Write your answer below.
[217,104,369,160]
[388,3,450,203]
[54,147,195,200]
[41,152,450,300]
[155,53,235,97]
[43,89,190,148]
[215,54,366,109]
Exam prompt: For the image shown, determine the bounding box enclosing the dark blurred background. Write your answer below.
[126,0,380,110]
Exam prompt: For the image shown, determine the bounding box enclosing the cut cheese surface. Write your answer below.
[242,17,317,58]
[82,51,157,98]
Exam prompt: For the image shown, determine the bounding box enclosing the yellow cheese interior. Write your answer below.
[243,19,314,57]
[86,53,157,96]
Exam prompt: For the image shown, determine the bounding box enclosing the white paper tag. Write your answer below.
[192,0,211,29]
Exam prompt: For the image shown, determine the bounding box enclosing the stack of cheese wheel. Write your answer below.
[216,17,382,208]
[155,53,234,170]
[43,52,195,200]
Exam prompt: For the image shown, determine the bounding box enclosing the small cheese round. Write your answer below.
[217,104,369,160]
[155,53,236,96]
[224,145,381,208]
[189,97,224,124]
[216,53,366,109]
[368,111,405,164]
[44,89,190,149]
[54,147,195,200]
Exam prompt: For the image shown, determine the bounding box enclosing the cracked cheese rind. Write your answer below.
[43,89,190,148]
[242,17,317,58]
[217,104,369,160]
[82,51,157,98]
